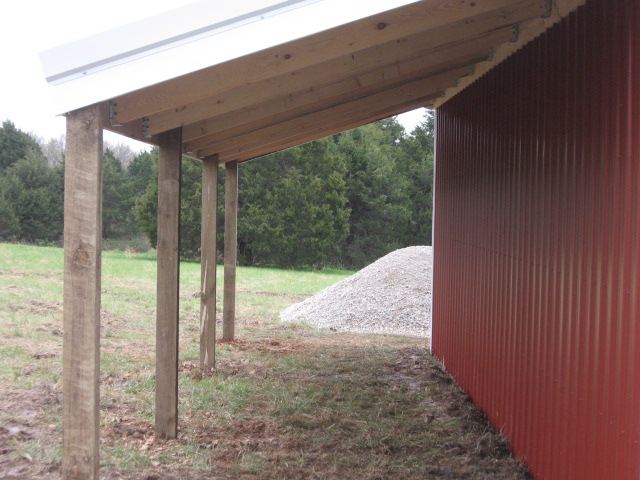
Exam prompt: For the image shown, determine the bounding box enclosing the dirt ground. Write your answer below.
[0,335,530,480]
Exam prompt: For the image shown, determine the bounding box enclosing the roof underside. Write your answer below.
[43,0,585,164]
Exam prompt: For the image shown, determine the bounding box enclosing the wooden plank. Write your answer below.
[435,0,587,107]
[112,0,543,124]
[148,1,544,137]
[199,66,469,159]
[62,104,104,480]
[223,161,238,340]
[155,127,182,439]
[200,155,218,369]
[182,28,505,152]
[219,92,439,164]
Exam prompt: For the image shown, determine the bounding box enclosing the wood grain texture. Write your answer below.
[155,127,182,439]
[112,0,535,123]
[62,103,104,480]
[202,66,469,161]
[148,1,541,137]
[182,28,504,151]
[218,92,440,164]
[223,161,238,340]
[200,155,218,368]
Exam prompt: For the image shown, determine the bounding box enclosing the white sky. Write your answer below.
[0,0,425,152]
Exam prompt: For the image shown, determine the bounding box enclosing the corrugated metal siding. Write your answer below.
[432,0,640,478]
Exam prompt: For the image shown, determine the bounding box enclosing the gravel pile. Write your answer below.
[280,246,432,338]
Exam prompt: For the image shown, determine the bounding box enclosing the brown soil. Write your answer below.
[0,334,530,480]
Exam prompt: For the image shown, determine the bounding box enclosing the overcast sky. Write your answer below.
[0,0,425,152]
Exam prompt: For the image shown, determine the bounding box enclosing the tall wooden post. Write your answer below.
[200,155,218,368]
[62,104,104,480]
[223,160,238,340]
[155,128,182,439]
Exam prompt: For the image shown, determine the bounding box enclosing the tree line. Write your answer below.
[0,113,434,269]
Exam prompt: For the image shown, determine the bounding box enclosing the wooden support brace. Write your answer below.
[223,160,238,340]
[62,103,104,480]
[155,127,182,439]
[200,155,218,368]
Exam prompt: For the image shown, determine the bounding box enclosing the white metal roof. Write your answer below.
[40,0,420,115]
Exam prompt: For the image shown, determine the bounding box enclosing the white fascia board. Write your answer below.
[39,0,420,115]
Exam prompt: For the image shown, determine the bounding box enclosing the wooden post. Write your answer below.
[200,155,218,368]
[62,104,104,480]
[223,160,238,340]
[155,127,182,439]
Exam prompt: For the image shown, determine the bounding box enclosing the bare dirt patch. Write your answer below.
[0,334,530,480]
[0,384,61,480]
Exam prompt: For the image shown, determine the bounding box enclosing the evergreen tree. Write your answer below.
[0,175,22,240]
[128,113,434,267]
[134,151,204,260]
[399,110,435,246]
[102,149,129,239]
[238,137,349,267]
[335,120,413,268]
[0,120,43,169]
[2,148,63,243]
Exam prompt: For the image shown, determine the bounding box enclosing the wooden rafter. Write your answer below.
[195,66,470,160]
[100,0,557,158]
[181,28,510,154]
[108,0,546,125]
[137,1,541,137]
[219,91,441,164]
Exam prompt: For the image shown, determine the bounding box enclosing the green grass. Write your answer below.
[0,242,529,480]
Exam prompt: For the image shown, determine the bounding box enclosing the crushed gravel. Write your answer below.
[280,246,432,338]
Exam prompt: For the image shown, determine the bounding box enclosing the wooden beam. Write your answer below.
[155,127,182,439]
[200,66,470,159]
[200,155,218,369]
[182,23,510,152]
[223,161,238,340]
[435,0,587,107]
[182,45,484,150]
[147,1,545,138]
[62,104,104,480]
[219,92,440,164]
[112,0,545,124]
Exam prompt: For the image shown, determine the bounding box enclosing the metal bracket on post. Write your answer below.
[109,100,122,127]
[542,0,553,18]
[142,117,152,139]
[511,24,520,43]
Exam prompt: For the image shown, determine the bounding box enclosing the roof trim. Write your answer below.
[42,0,323,86]
[39,0,420,115]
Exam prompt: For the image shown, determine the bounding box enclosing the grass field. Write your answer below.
[0,243,529,479]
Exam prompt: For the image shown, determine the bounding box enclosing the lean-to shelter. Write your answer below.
[40,0,640,478]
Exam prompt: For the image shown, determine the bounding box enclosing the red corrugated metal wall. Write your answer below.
[432,0,640,478]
